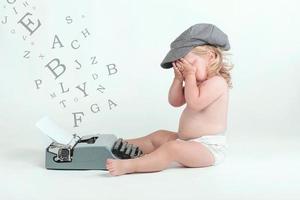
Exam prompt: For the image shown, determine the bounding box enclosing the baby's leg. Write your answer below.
[124,129,178,154]
[106,139,214,176]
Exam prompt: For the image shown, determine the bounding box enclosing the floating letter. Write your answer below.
[18,12,41,35]
[52,35,64,49]
[45,58,66,79]
[72,112,84,127]
[34,79,42,89]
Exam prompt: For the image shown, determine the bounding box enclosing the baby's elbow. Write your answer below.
[169,100,183,107]
[169,98,185,107]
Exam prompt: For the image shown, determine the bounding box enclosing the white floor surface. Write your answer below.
[1,130,299,200]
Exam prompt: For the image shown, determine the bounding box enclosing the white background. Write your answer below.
[0,0,299,199]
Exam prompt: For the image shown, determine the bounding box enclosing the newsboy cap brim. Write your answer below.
[160,46,195,69]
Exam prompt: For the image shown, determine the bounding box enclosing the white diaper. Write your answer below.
[178,131,228,165]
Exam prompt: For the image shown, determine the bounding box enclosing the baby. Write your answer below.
[106,23,233,176]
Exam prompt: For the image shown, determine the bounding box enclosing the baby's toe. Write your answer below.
[106,159,114,164]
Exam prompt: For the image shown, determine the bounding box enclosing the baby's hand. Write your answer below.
[176,58,197,77]
[172,62,184,82]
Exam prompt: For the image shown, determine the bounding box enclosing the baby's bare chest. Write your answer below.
[183,94,227,118]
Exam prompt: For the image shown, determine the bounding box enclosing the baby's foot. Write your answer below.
[106,159,135,176]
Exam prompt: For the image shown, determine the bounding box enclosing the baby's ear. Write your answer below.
[206,52,215,66]
[209,51,217,60]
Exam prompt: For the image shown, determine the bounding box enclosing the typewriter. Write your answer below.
[45,134,143,170]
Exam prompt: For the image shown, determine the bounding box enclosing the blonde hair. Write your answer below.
[191,45,234,89]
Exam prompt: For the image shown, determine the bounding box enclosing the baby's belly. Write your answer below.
[178,106,226,139]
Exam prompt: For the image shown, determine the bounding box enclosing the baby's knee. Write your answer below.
[150,129,170,138]
[155,129,168,134]
[163,140,182,154]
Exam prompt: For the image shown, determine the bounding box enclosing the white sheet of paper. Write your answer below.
[35,116,73,144]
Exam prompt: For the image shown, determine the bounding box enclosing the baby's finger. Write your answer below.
[172,64,179,71]
[179,60,187,68]
[177,63,184,71]
[172,62,176,68]
[178,59,186,65]
[178,65,185,72]
[175,60,183,68]
[174,67,181,74]
[173,63,180,70]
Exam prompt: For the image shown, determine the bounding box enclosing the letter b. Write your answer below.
[45,58,66,79]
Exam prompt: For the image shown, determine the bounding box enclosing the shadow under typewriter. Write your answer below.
[45,134,144,170]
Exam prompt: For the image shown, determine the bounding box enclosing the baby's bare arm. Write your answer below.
[168,78,185,107]
[168,62,186,107]
[184,74,226,111]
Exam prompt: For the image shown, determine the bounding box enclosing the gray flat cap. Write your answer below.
[161,23,230,69]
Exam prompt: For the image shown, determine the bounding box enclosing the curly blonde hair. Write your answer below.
[191,45,234,89]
